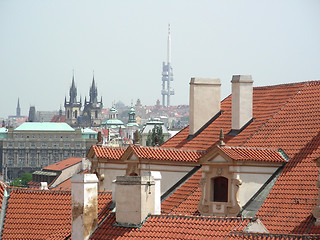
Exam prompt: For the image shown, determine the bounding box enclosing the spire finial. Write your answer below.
[219,128,225,147]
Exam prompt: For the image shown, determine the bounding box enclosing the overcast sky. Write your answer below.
[0,0,319,118]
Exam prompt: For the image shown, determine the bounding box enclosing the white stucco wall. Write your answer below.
[230,165,279,206]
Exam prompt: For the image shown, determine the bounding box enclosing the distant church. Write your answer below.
[64,74,103,127]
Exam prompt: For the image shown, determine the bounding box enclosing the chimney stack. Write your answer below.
[71,174,98,240]
[115,176,155,225]
[231,75,253,130]
[142,171,162,215]
[189,78,221,136]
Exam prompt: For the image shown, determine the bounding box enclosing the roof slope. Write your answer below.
[128,145,204,163]
[1,188,112,240]
[91,214,251,239]
[91,145,126,160]
[42,157,82,171]
[14,122,74,132]
[162,82,306,150]
[161,81,320,234]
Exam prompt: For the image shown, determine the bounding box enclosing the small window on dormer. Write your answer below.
[211,176,228,202]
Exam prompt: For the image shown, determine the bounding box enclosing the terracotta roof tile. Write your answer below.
[92,145,126,160]
[90,214,251,239]
[42,157,82,171]
[130,145,205,163]
[161,81,320,234]
[218,146,288,163]
[1,188,112,240]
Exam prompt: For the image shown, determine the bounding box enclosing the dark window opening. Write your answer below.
[211,176,228,202]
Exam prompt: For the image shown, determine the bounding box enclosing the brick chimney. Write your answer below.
[231,75,253,130]
[115,176,155,225]
[71,174,99,240]
[189,78,221,136]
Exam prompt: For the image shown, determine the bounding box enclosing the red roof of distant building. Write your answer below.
[50,115,66,122]
[42,157,82,171]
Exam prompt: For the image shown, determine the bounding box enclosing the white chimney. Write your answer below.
[189,78,221,135]
[142,171,162,215]
[71,174,99,240]
[231,75,253,130]
[115,176,155,225]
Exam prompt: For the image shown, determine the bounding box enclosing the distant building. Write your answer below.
[64,74,103,127]
[140,119,171,146]
[0,122,97,180]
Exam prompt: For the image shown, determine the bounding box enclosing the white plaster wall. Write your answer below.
[238,171,275,206]
[99,162,193,194]
[101,169,126,191]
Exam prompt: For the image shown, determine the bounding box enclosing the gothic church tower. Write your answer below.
[64,74,82,127]
[82,75,103,127]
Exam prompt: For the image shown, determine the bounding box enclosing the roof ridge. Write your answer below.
[152,214,253,220]
[231,231,320,238]
[253,80,319,89]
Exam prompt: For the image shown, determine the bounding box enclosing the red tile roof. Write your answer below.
[129,145,205,163]
[90,214,251,239]
[161,80,320,234]
[227,232,320,240]
[217,146,288,163]
[1,188,112,240]
[162,82,307,150]
[162,169,202,215]
[90,144,205,163]
[91,145,126,160]
[0,181,6,211]
[42,157,82,171]
[50,115,66,123]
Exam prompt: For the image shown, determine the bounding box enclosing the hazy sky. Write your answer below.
[0,0,319,118]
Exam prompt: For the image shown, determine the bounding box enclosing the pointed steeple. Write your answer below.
[89,73,98,103]
[69,73,77,104]
[16,98,21,117]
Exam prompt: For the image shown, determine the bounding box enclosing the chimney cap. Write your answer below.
[190,78,221,85]
[71,173,98,183]
[231,75,253,83]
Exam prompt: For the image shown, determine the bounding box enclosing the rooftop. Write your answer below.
[14,122,74,132]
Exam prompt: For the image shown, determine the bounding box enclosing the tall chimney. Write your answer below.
[189,78,221,135]
[115,176,155,225]
[71,174,99,240]
[231,75,253,130]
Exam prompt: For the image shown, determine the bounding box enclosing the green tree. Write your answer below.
[10,173,32,187]
[146,125,164,146]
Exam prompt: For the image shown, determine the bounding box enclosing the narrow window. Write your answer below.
[75,110,78,118]
[211,177,228,202]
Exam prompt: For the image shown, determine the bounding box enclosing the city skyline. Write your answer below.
[1,0,320,118]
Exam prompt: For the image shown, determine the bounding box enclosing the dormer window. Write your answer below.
[198,145,287,217]
[211,177,228,202]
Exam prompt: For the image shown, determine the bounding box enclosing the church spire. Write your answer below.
[89,73,98,103]
[16,98,21,117]
[69,72,77,104]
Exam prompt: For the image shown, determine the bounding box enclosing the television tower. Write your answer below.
[161,24,175,107]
